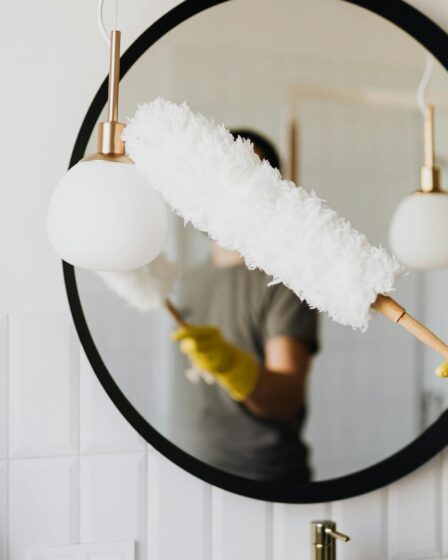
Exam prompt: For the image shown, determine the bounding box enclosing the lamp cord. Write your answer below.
[416,55,434,116]
[97,0,118,46]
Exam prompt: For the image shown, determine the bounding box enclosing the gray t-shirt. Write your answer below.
[168,263,318,482]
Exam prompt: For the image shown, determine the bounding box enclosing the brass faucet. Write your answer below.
[311,521,350,559]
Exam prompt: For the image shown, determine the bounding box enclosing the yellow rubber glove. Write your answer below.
[436,360,448,378]
[171,325,259,401]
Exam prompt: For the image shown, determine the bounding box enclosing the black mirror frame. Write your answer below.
[64,0,448,503]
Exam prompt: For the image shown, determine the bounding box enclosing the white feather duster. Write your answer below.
[123,98,405,331]
[96,254,216,385]
[96,253,176,312]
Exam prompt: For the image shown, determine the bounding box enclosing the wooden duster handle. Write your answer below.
[164,298,187,327]
[372,294,448,360]
[167,292,448,357]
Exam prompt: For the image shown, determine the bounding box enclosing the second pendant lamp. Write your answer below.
[47,30,167,272]
[390,104,448,270]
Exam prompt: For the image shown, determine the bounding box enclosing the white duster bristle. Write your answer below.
[96,253,177,312]
[123,98,405,330]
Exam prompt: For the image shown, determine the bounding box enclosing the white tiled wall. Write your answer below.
[8,314,79,459]
[0,312,446,560]
[8,456,79,559]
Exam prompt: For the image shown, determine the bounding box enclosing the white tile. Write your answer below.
[388,457,441,560]
[273,501,329,559]
[28,541,134,560]
[9,457,78,560]
[0,461,7,560]
[212,487,271,560]
[146,451,210,560]
[80,453,146,557]
[80,352,144,454]
[332,488,386,560]
[0,316,7,459]
[9,313,78,458]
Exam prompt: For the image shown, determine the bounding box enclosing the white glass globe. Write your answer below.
[47,160,167,271]
[389,192,448,270]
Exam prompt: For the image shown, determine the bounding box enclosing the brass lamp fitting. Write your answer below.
[288,116,299,184]
[83,30,130,164]
[420,104,440,193]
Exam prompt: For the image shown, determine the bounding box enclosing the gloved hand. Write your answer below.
[171,324,259,401]
[436,360,448,378]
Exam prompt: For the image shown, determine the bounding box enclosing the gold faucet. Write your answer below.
[311,521,350,559]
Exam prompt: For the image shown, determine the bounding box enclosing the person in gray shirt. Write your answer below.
[170,131,319,482]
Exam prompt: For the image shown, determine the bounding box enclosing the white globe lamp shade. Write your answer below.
[47,160,167,271]
[389,192,448,270]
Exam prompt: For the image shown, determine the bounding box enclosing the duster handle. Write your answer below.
[164,298,187,327]
[167,293,448,358]
[372,294,448,359]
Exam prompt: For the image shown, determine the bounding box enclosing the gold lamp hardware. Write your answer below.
[420,103,440,193]
[83,30,130,164]
[288,116,299,184]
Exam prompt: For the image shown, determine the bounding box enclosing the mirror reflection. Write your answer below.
[76,0,448,482]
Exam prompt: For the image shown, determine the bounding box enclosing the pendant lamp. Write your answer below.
[389,104,448,270]
[47,29,167,271]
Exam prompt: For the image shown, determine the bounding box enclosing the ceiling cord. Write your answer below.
[416,55,434,116]
[97,0,119,47]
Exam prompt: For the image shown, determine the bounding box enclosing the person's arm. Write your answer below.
[244,336,311,423]
[171,288,318,412]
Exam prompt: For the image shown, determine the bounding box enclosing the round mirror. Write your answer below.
[66,0,448,502]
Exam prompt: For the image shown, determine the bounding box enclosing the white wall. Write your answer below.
[1,1,448,559]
